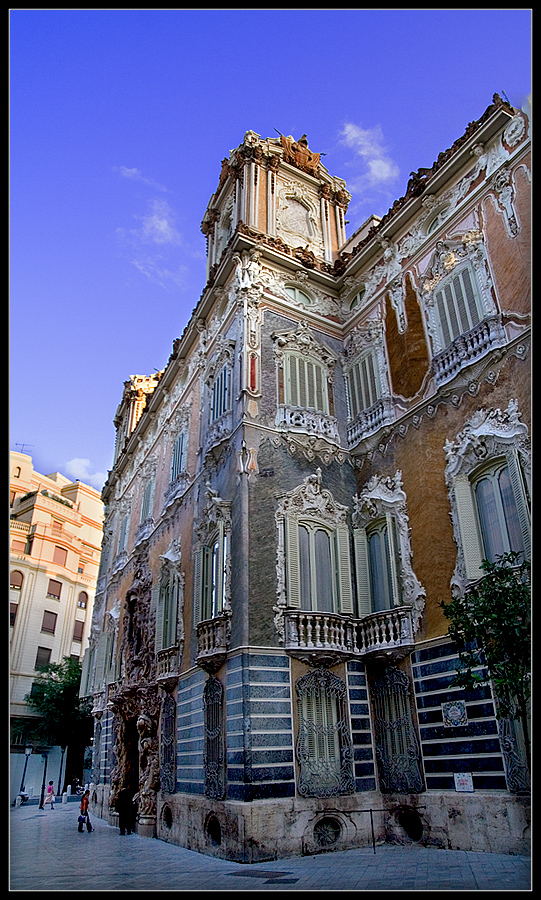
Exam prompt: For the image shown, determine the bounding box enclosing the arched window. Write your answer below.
[77,591,88,609]
[10,570,24,591]
[285,285,311,306]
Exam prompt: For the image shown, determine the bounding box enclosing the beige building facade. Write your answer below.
[10,452,104,750]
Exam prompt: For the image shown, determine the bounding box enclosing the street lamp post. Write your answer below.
[38,751,49,809]
[19,746,32,794]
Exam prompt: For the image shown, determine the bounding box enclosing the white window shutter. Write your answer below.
[354,528,372,616]
[336,525,354,614]
[453,474,484,579]
[153,582,164,653]
[286,517,301,608]
[193,546,203,625]
[506,449,531,560]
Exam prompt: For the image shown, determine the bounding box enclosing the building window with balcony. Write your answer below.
[276,469,353,617]
[193,489,232,671]
[353,472,425,628]
[421,236,506,387]
[154,541,183,654]
[296,667,354,798]
[342,320,393,447]
[445,401,531,590]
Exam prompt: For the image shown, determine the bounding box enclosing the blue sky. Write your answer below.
[10,9,531,491]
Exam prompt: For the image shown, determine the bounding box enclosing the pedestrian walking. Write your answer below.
[77,790,92,832]
[115,788,136,835]
[43,781,55,809]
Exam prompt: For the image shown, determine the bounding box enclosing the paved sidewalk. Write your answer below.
[10,800,531,891]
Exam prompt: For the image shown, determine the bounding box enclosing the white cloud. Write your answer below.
[339,121,400,191]
[114,165,167,192]
[64,458,107,490]
[138,199,182,246]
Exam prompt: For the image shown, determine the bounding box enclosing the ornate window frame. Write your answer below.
[275,469,353,635]
[154,539,184,655]
[352,472,425,630]
[193,486,232,626]
[272,322,341,457]
[203,675,226,800]
[420,233,506,386]
[295,667,354,798]
[342,318,394,446]
[444,400,531,596]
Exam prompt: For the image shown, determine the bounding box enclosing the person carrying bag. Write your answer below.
[77,790,92,832]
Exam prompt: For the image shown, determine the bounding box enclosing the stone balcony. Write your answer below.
[156,644,182,690]
[196,611,232,674]
[283,606,415,667]
[432,314,507,388]
[346,397,395,448]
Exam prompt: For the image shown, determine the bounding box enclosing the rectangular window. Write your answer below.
[10,603,18,627]
[35,646,52,669]
[53,545,68,566]
[41,610,58,634]
[346,352,380,420]
[285,355,328,413]
[46,579,62,600]
[170,431,188,482]
[73,620,84,643]
[210,366,231,422]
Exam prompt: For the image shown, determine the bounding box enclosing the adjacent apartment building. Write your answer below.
[10,452,104,800]
[81,94,530,859]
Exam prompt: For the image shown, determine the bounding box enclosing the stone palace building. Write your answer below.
[81,94,530,860]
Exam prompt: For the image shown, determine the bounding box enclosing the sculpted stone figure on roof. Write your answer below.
[280,134,320,175]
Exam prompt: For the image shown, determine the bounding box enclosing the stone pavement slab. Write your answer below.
[9,800,531,891]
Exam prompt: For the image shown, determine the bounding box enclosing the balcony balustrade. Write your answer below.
[346,397,394,448]
[283,606,415,666]
[433,314,507,388]
[196,611,231,673]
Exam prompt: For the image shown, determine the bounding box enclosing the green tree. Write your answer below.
[441,552,531,772]
[23,657,94,786]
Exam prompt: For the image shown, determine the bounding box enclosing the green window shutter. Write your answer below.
[193,546,203,626]
[286,517,301,608]
[354,528,372,617]
[386,513,402,606]
[505,449,531,560]
[453,475,484,579]
[94,633,109,691]
[79,647,92,698]
[153,581,164,652]
[336,525,354,614]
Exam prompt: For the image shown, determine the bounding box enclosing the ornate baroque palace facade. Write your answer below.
[82,95,530,859]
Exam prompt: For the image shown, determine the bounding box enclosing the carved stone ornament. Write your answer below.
[272,320,337,377]
[353,471,426,631]
[274,470,349,637]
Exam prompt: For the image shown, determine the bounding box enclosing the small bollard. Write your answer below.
[62,792,68,804]
[15,795,22,807]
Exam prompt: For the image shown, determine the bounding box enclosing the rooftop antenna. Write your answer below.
[15,443,34,453]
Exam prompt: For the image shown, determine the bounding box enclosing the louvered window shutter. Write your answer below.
[453,475,484,579]
[286,518,301,608]
[354,528,372,617]
[505,449,531,560]
[336,525,354,614]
